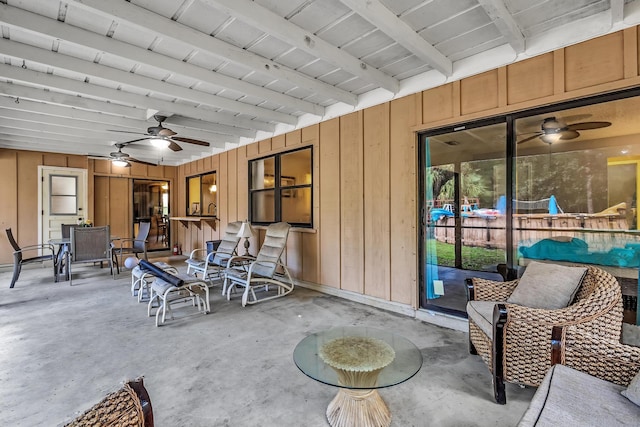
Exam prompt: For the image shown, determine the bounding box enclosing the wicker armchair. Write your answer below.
[466,265,623,404]
[552,324,640,387]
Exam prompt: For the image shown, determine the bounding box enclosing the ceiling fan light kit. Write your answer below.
[150,138,170,148]
[107,115,210,152]
[111,158,130,167]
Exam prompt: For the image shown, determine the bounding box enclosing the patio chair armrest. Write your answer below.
[467,277,519,301]
[552,325,640,386]
[17,243,55,254]
[225,255,255,267]
[188,248,207,259]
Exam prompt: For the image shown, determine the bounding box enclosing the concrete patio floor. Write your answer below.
[0,256,535,426]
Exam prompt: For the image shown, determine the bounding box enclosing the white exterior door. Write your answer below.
[39,166,88,244]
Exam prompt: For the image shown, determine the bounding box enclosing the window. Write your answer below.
[50,175,77,215]
[249,147,313,227]
[186,172,217,216]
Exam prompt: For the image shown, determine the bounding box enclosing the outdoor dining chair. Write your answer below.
[5,228,56,288]
[68,225,115,285]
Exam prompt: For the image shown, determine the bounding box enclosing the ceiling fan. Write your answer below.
[108,115,211,152]
[517,116,611,145]
[90,143,157,167]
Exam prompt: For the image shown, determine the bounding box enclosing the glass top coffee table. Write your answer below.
[293,326,423,427]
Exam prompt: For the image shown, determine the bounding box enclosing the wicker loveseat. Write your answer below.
[517,325,640,426]
[466,264,623,404]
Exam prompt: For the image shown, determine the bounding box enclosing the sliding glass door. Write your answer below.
[419,89,640,321]
[420,119,507,314]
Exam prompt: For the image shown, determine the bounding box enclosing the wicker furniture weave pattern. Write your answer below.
[557,325,640,387]
[468,265,623,400]
[64,378,152,427]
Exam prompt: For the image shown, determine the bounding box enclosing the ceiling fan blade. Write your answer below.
[119,137,152,145]
[107,129,149,135]
[129,157,158,167]
[172,136,210,147]
[158,128,177,137]
[566,121,611,130]
[517,133,542,144]
[168,141,183,152]
[559,130,580,140]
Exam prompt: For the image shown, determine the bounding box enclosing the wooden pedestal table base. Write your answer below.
[327,387,390,427]
[319,337,395,427]
[293,327,423,427]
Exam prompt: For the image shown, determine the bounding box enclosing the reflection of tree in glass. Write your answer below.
[438,163,490,204]
[516,150,608,214]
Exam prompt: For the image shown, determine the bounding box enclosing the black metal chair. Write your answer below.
[5,228,56,288]
[117,222,150,268]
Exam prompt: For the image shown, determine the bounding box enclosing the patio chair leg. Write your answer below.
[469,335,478,355]
[9,262,21,288]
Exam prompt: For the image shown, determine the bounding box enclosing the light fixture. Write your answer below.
[111,159,130,167]
[540,133,562,144]
[209,184,217,193]
[161,184,169,190]
[150,138,170,148]
[237,221,255,257]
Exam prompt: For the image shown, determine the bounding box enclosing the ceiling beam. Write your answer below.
[0,63,271,134]
[0,106,232,148]
[0,3,324,117]
[338,0,452,76]
[0,39,298,126]
[611,0,625,25]
[69,0,357,106]
[0,82,147,119]
[199,0,399,93]
[477,0,525,53]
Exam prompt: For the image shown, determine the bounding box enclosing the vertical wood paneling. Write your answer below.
[422,83,454,124]
[94,176,109,227]
[94,159,110,174]
[624,27,638,79]
[236,146,248,221]
[302,124,320,283]
[130,163,146,177]
[363,103,391,300]
[109,177,129,240]
[390,95,419,306]
[246,142,259,158]
[507,53,554,104]
[259,138,273,153]
[565,32,625,91]
[340,111,364,293]
[286,231,303,279]
[17,151,41,247]
[553,50,565,94]
[148,164,164,178]
[43,153,67,167]
[67,155,87,169]
[227,149,238,222]
[218,152,229,227]
[286,130,301,147]
[0,150,17,263]
[319,118,341,288]
[272,134,286,150]
[460,70,499,115]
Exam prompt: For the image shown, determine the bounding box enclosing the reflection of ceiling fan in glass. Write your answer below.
[518,116,611,144]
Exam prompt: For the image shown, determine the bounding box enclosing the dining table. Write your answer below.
[49,235,120,281]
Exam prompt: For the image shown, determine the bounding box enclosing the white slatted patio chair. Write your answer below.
[185,221,242,286]
[223,222,294,306]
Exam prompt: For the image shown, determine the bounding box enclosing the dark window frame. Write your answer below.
[249,146,313,228]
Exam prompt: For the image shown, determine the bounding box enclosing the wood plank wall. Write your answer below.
[4,27,640,309]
